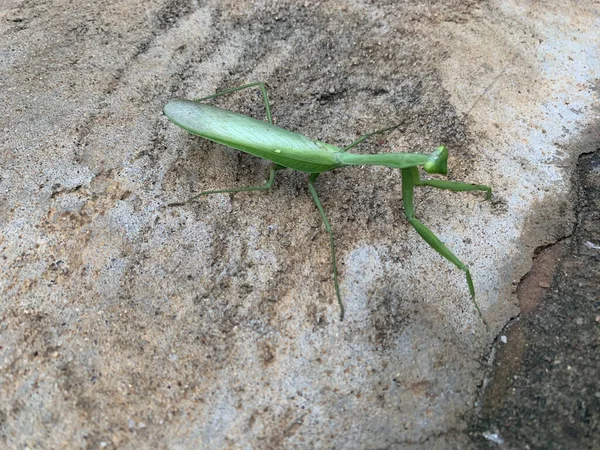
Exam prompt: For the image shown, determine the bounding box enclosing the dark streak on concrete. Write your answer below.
[469,147,600,449]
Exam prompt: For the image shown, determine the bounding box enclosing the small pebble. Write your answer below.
[500,335,507,344]
[482,432,504,445]
[539,281,550,288]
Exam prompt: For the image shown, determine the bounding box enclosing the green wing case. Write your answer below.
[164,99,342,173]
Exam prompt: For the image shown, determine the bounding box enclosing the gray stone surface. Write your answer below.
[1,1,598,448]
[469,147,600,450]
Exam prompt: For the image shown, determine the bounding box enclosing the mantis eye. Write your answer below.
[423,145,448,175]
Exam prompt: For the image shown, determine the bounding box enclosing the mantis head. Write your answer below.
[423,145,448,175]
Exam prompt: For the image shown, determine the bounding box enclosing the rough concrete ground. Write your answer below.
[469,147,600,449]
[1,0,598,449]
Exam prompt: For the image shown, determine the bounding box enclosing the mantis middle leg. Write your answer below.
[342,124,403,152]
[308,173,344,320]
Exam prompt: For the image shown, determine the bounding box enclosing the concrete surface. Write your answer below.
[1,0,598,448]
[469,146,600,449]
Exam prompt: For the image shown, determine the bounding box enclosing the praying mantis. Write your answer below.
[164,82,492,322]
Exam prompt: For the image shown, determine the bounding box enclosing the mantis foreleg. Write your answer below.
[413,170,492,200]
[308,173,344,320]
[401,167,487,324]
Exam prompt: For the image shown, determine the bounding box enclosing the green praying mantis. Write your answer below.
[164,82,492,322]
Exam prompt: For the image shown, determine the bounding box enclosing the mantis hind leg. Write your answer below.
[169,164,283,206]
[193,82,274,124]
[401,167,486,325]
[308,173,345,320]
